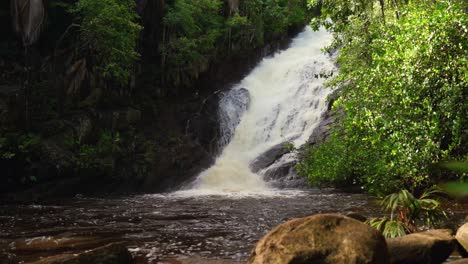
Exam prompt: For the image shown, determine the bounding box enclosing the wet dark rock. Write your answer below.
[247,214,389,264]
[346,213,367,222]
[28,243,131,264]
[186,91,223,155]
[387,229,457,264]
[308,112,336,145]
[262,160,296,181]
[261,159,308,189]
[218,88,251,149]
[249,143,290,173]
[308,88,342,146]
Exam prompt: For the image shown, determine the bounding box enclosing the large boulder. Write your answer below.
[456,222,468,257]
[457,223,468,252]
[247,214,389,264]
[387,229,457,264]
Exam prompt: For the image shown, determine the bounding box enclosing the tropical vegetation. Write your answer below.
[298,0,467,196]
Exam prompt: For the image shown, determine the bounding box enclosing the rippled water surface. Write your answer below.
[0,190,382,262]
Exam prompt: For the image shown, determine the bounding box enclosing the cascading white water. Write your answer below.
[187,27,336,194]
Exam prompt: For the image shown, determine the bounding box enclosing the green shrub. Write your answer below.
[300,0,467,194]
[369,189,447,238]
[71,0,142,85]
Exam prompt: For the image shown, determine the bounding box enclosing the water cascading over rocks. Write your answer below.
[188,27,337,194]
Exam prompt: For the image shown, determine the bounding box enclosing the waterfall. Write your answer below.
[187,27,336,194]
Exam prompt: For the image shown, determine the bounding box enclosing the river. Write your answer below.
[0,190,380,263]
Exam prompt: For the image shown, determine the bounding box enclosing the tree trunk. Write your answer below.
[379,0,385,24]
[392,0,401,19]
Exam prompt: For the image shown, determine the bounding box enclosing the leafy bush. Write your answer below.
[369,189,447,238]
[161,0,223,86]
[67,131,122,174]
[71,0,142,85]
[0,133,42,185]
[300,0,467,195]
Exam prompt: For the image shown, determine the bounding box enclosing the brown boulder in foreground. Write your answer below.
[247,213,389,264]
[387,229,457,264]
[456,223,468,253]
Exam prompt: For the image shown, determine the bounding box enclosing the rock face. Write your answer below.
[249,143,290,173]
[387,229,457,264]
[218,88,251,150]
[247,214,389,264]
[308,89,342,146]
[457,223,468,252]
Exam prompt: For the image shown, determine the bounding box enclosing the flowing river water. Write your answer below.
[0,27,465,263]
[0,191,380,263]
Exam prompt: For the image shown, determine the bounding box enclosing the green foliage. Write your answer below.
[300,0,467,194]
[161,0,309,86]
[442,182,468,198]
[162,0,223,86]
[283,142,296,152]
[369,217,406,238]
[0,133,41,160]
[71,0,142,85]
[67,131,122,174]
[369,189,447,238]
[439,160,468,197]
[297,135,352,187]
[0,133,42,185]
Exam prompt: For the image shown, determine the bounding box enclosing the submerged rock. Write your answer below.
[247,214,388,264]
[387,229,457,264]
